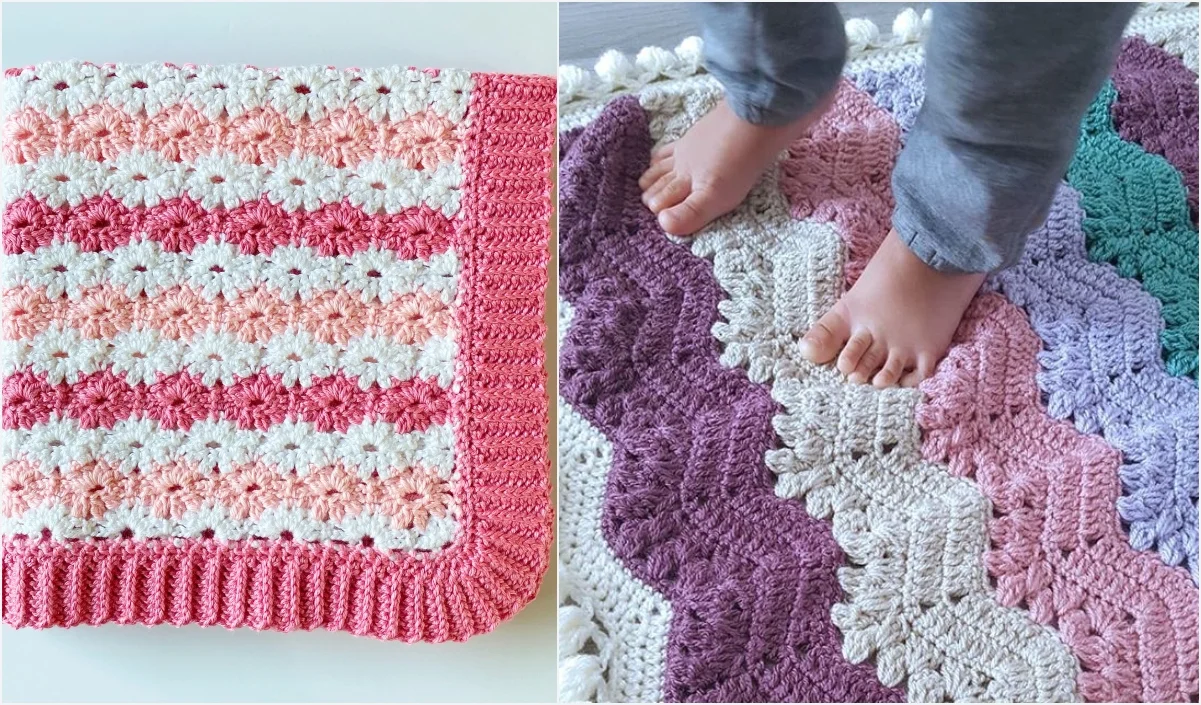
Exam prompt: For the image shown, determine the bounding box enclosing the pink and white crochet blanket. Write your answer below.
[0,62,555,641]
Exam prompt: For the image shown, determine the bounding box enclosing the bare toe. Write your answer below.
[639,158,673,191]
[872,353,907,389]
[657,189,722,236]
[848,339,887,385]
[800,309,851,364]
[837,331,873,378]
[643,174,690,214]
[900,355,937,387]
[651,142,675,162]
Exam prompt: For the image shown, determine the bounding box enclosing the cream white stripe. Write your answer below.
[3,240,458,304]
[7,416,456,479]
[2,150,462,216]
[3,503,457,553]
[4,326,456,389]
[3,61,473,123]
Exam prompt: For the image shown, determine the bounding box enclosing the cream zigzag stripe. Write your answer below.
[2,150,462,215]
[2,62,473,123]
[7,416,455,479]
[689,176,1080,702]
[3,503,457,553]
[4,240,458,304]
[5,326,454,389]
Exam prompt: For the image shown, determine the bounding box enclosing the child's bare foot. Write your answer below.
[799,229,986,388]
[639,95,834,236]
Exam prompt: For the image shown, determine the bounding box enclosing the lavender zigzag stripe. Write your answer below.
[994,185,1199,580]
[1112,36,1199,222]
[852,63,1200,580]
[558,95,900,702]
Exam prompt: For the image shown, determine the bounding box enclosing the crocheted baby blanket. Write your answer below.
[1,62,555,641]
[558,4,1198,702]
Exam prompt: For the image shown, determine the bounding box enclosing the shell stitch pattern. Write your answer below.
[2,63,555,642]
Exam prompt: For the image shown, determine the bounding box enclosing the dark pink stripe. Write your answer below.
[3,369,448,432]
[3,195,453,257]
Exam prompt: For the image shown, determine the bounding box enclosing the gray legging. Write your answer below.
[698,2,1137,274]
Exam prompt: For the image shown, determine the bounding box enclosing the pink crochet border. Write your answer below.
[1,72,556,642]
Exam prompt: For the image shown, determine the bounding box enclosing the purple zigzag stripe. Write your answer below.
[558,95,901,702]
[1112,36,1199,222]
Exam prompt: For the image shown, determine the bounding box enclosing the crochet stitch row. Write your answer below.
[2,64,554,642]
[4,196,453,257]
[2,62,473,122]
[3,151,463,216]
[5,105,462,170]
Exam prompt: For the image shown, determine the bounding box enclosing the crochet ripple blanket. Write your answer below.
[1,62,555,641]
[558,5,1199,702]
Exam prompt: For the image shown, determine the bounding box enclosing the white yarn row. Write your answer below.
[557,3,1199,107]
[3,503,457,553]
[3,61,474,123]
[5,239,458,304]
[8,415,455,479]
[2,151,463,216]
[5,325,455,389]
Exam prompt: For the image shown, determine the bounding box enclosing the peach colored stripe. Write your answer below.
[4,284,453,345]
[2,458,452,529]
[4,105,462,170]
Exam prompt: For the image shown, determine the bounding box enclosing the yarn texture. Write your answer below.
[1,62,555,641]
[559,4,1198,701]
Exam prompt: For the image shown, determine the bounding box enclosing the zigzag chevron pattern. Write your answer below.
[557,8,1199,701]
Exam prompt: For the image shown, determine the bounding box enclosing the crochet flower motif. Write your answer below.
[144,103,220,162]
[106,150,184,209]
[264,153,344,211]
[64,105,135,162]
[387,112,459,170]
[261,330,338,387]
[3,109,58,164]
[379,468,452,530]
[268,66,349,122]
[221,107,296,167]
[104,63,187,116]
[183,65,270,120]
[304,107,377,168]
[20,61,105,117]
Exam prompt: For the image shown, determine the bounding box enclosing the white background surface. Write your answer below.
[0,2,558,702]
